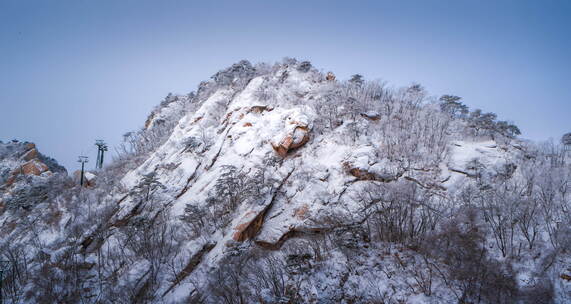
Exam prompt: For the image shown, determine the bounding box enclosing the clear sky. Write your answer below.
[1,0,570,171]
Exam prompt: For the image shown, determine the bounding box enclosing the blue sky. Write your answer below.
[1,0,570,170]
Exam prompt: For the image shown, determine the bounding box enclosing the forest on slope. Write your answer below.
[0,59,570,303]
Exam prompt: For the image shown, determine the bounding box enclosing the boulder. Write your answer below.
[272,126,310,157]
[271,112,311,157]
[343,146,403,182]
[345,166,379,181]
[249,105,273,114]
[360,111,381,121]
[344,164,403,183]
[326,72,336,81]
[74,171,97,187]
[85,172,97,185]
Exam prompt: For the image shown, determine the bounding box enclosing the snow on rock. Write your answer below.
[2,60,567,304]
[360,111,381,121]
[0,141,64,190]
[20,159,49,176]
[231,207,268,242]
[84,172,96,182]
[270,109,312,157]
[443,140,518,189]
[342,145,403,182]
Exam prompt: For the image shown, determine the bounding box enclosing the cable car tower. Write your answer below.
[78,156,89,186]
[95,140,108,170]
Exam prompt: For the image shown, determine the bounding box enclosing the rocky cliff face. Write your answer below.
[0,141,65,181]
[1,60,570,303]
[0,141,67,211]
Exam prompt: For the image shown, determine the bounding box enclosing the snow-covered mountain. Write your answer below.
[1,59,570,303]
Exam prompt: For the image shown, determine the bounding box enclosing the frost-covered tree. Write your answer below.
[211,60,255,88]
[297,60,312,73]
[3,59,570,304]
[160,92,177,106]
[495,120,521,138]
[131,172,166,202]
[439,95,468,118]
[349,74,364,86]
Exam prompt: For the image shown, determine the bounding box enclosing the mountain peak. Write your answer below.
[1,60,570,303]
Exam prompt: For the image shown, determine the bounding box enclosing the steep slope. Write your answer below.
[1,59,570,303]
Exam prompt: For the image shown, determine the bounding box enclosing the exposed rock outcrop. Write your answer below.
[73,170,97,187]
[326,71,336,81]
[232,169,294,242]
[232,209,267,242]
[343,146,403,182]
[21,159,49,176]
[360,111,381,121]
[2,143,59,188]
[271,111,311,157]
[271,126,310,157]
[21,148,38,161]
[345,165,403,182]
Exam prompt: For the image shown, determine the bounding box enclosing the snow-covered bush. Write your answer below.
[211,60,255,88]
[296,60,312,73]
